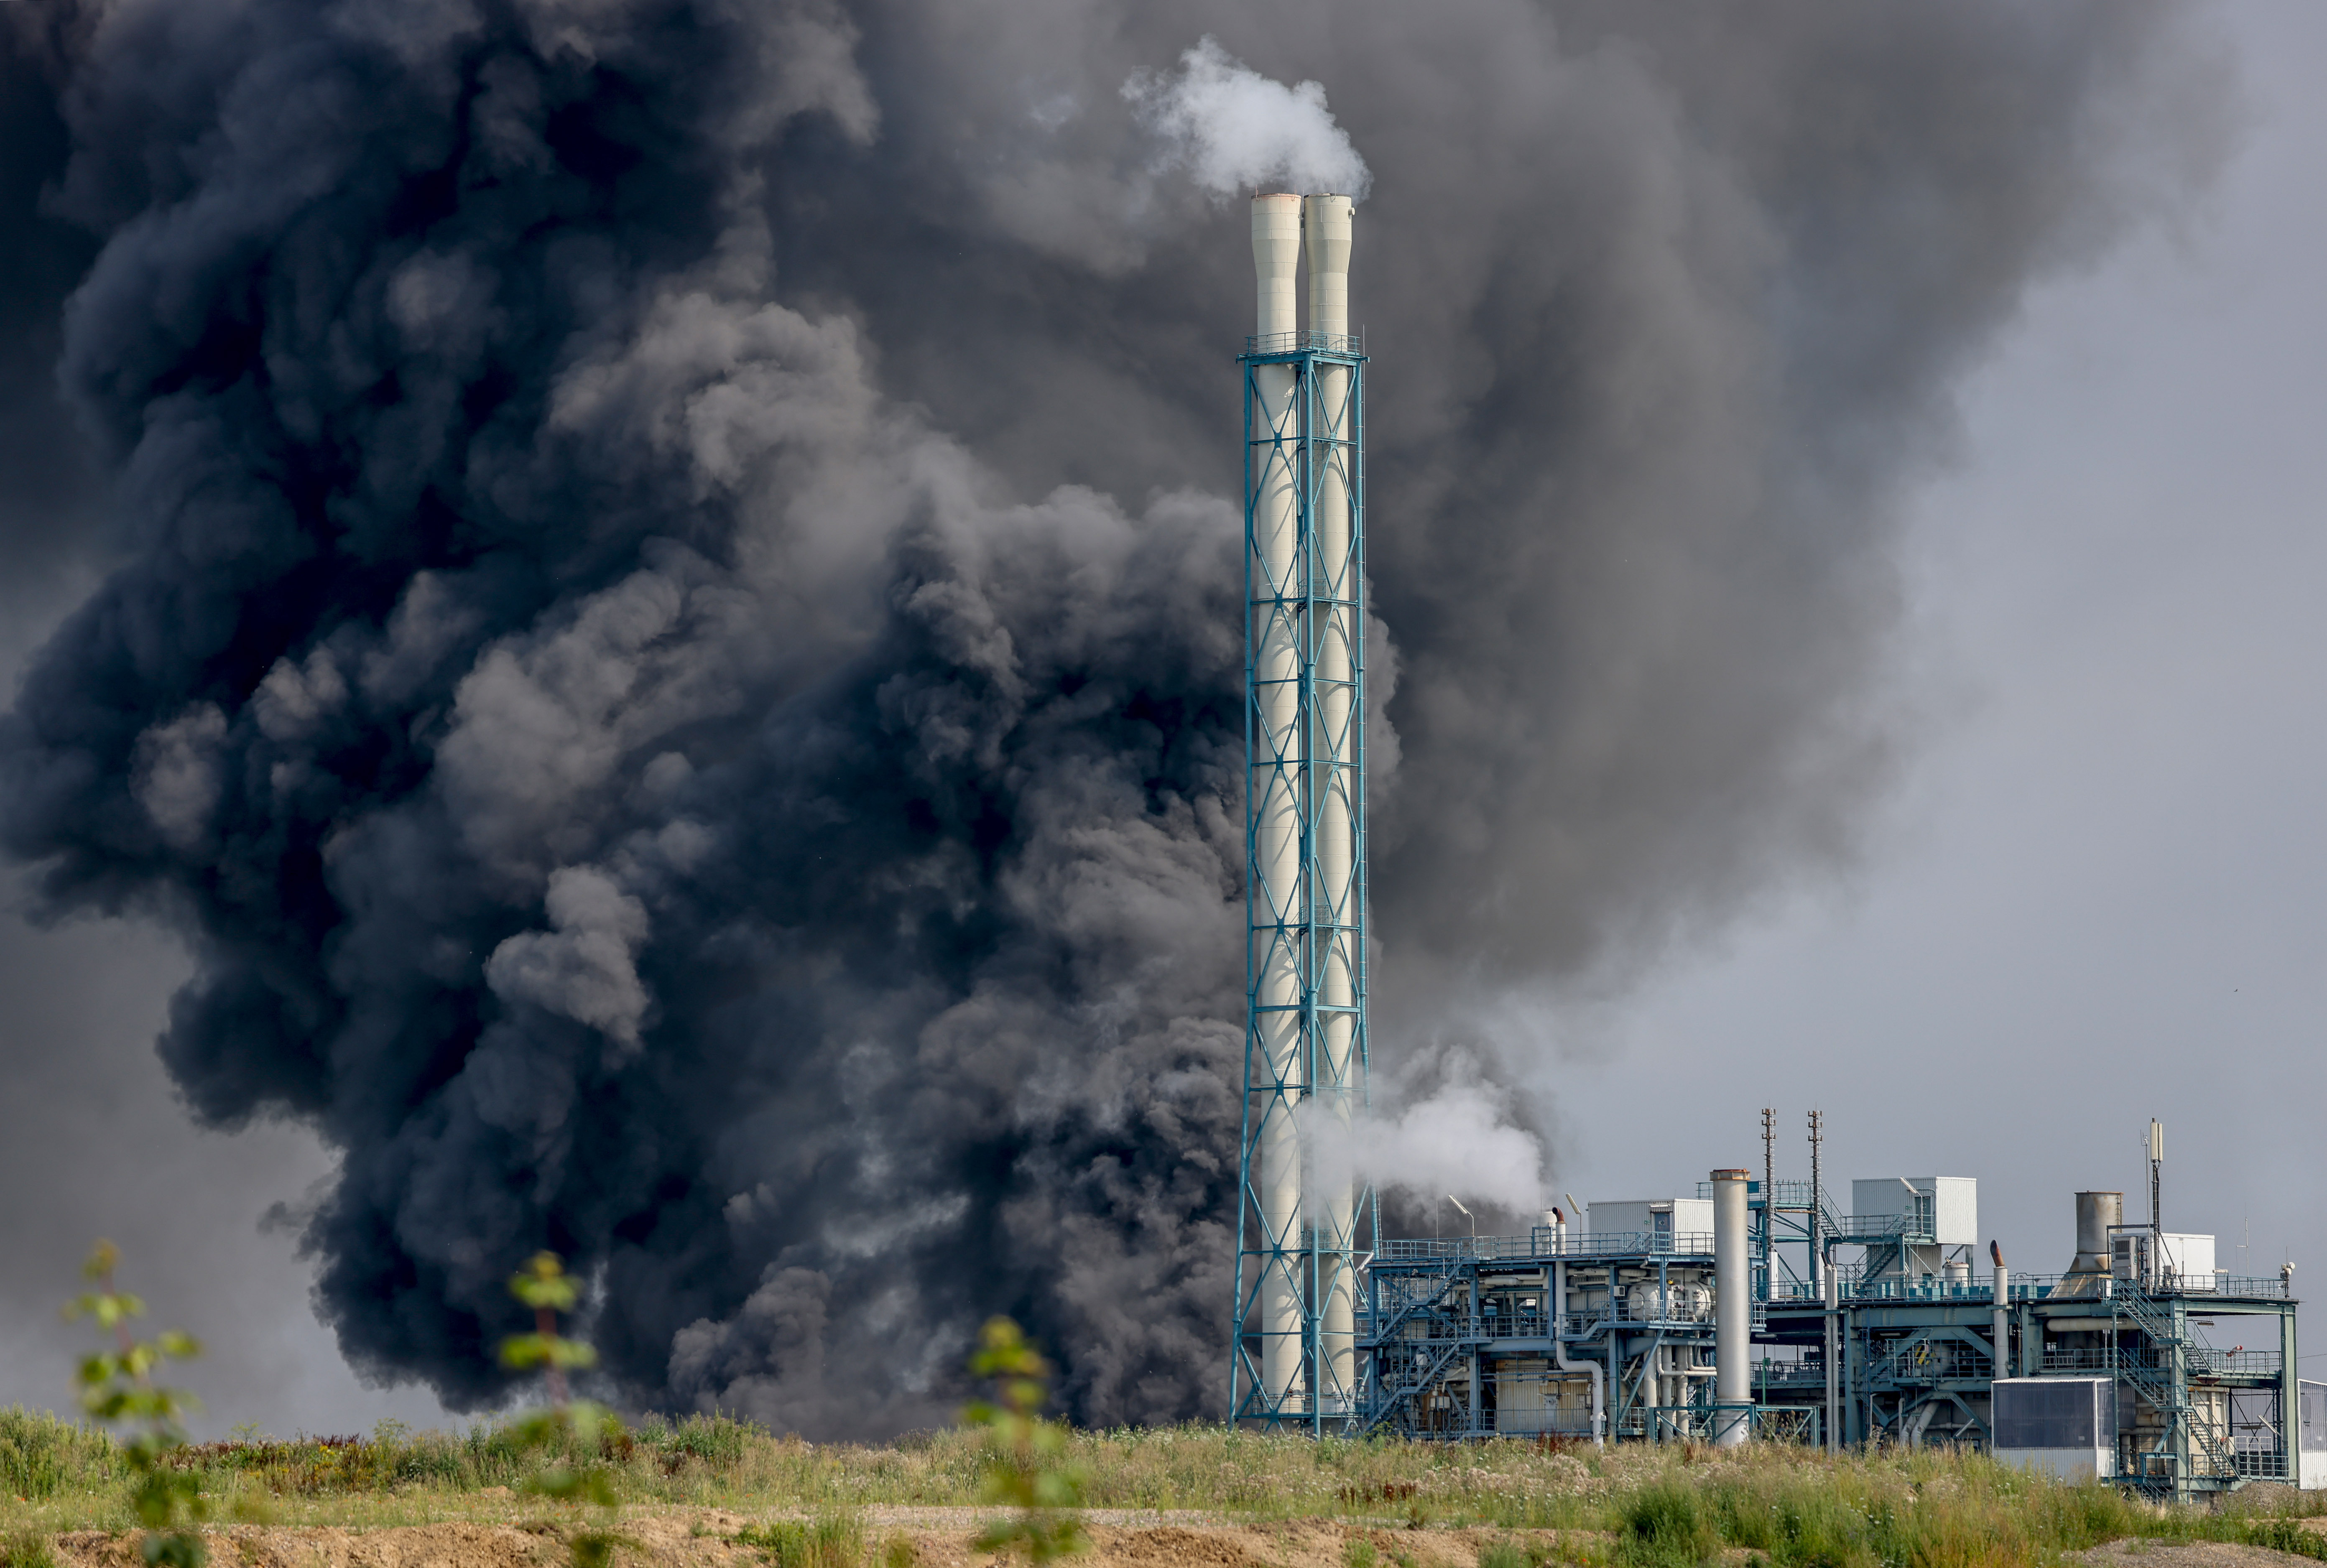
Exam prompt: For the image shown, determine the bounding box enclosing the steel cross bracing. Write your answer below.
[1230,339,1376,1431]
[1752,1262,2296,1498]
[1357,1239,1723,1442]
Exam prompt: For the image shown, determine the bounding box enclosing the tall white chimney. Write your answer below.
[1248,191,1306,1414]
[1713,1168,1751,1446]
[1304,192,1358,1414]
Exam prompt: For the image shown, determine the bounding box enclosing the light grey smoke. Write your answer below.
[1301,1069,1546,1223]
[1125,36,1372,199]
[0,0,2225,1436]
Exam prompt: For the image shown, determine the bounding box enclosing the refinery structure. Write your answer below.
[1221,195,2319,1499]
[1350,1129,2317,1501]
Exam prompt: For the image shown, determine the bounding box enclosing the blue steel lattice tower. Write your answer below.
[1230,193,1374,1430]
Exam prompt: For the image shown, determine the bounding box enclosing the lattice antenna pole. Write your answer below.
[1808,1109,1825,1295]
[1761,1108,1776,1300]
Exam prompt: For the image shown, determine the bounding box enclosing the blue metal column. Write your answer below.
[1229,332,1373,1430]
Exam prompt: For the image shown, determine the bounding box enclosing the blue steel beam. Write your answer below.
[1230,335,1375,1431]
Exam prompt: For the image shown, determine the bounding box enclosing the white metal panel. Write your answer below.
[2160,1233,2215,1286]
[1851,1179,1911,1222]
[1995,1446,2115,1482]
[1671,1198,1714,1237]
[1588,1201,1661,1239]
[1931,1177,1977,1245]
[1850,1176,1974,1242]
[2299,1380,2327,1492]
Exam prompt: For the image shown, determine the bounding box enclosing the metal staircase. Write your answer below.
[2112,1288,2237,1493]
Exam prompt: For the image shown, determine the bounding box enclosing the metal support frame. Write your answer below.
[1230,336,1375,1431]
[1358,1237,1720,1442]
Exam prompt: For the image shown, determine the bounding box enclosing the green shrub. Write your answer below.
[0,1407,112,1499]
[641,1413,754,1471]
[2243,1519,2327,1561]
[1475,1540,1532,1568]
[737,1514,865,1568]
[1618,1478,1717,1568]
[0,1532,59,1568]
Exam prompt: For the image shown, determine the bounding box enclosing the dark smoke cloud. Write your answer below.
[0,0,2220,1431]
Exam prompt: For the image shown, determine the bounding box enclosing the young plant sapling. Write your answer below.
[964,1318,1086,1564]
[65,1242,204,1568]
[498,1253,628,1568]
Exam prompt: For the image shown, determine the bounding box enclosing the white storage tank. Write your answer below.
[1625,1280,1712,1323]
[1991,1377,2117,1481]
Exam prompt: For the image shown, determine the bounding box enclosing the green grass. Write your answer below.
[0,1406,116,1501]
[0,1405,2324,1567]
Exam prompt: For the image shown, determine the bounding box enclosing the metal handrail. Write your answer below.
[1242,329,1365,355]
[1374,1231,1716,1262]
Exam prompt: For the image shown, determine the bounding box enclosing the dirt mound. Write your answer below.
[2069,1540,2320,1567]
[38,1512,1550,1568]
[56,1524,564,1568]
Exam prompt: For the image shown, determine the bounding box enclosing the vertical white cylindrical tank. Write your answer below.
[1712,1168,1751,1446]
[1304,191,1358,1414]
[1992,1249,2011,1379]
[1822,1267,1840,1452]
[1249,192,1306,1413]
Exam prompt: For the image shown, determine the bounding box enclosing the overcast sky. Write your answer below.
[0,0,2319,1432]
[1546,0,2327,1365]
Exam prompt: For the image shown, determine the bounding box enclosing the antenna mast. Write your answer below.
[1807,1108,1825,1292]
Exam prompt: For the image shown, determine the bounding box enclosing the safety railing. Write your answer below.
[1375,1231,1715,1262]
[2193,1349,2283,1376]
[2037,1344,2278,1379]
[1754,1360,1831,1390]
[1869,1339,1995,1385]
[1242,329,1365,355]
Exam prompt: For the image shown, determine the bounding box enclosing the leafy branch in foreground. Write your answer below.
[498,1252,629,1568]
[965,1318,1086,1564]
[64,1241,205,1568]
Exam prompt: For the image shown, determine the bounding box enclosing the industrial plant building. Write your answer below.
[1352,1123,2315,1502]
[1219,193,2310,1499]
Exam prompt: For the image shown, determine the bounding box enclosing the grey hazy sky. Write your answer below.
[1544,0,2327,1363]
[0,0,2316,1431]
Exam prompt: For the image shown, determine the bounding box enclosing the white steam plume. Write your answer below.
[1124,36,1372,198]
[1301,1073,1544,1224]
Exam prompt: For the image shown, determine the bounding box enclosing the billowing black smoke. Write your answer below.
[0,0,2217,1430]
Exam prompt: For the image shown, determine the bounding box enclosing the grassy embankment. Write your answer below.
[1,1406,2325,1566]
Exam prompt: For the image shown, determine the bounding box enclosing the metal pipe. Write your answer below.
[1713,1167,1750,1446]
[1250,192,1306,1413]
[1823,1263,1840,1453]
[1990,1240,2010,1382]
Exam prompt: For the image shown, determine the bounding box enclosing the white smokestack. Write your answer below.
[1713,1167,1750,1446]
[1304,191,1358,1414]
[1249,190,1306,1412]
